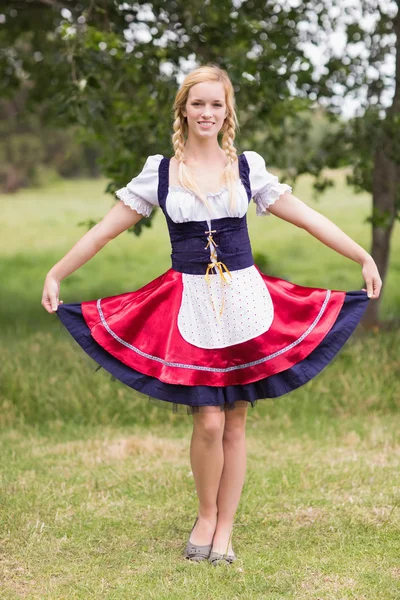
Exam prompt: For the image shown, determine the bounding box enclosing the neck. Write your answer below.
[183,135,225,163]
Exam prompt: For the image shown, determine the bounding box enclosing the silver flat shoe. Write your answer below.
[208,550,237,566]
[183,517,213,562]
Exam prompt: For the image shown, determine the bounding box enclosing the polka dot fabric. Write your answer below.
[177,266,274,349]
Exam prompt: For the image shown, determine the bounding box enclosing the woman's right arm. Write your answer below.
[41,202,144,314]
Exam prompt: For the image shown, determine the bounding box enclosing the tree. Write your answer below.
[287,1,400,327]
[1,0,398,324]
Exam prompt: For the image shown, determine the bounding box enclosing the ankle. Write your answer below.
[197,510,218,522]
[211,523,234,552]
[212,539,234,555]
[189,513,217,546]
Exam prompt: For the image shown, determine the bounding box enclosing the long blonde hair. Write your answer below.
[171,64,240,213]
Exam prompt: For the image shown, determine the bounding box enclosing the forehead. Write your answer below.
[187,81,225,102]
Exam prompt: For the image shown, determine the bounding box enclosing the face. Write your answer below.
[182,81,228,137]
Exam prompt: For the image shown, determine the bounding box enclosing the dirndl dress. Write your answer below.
[57,151,370,414]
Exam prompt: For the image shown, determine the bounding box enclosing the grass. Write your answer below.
[0,169,399,598]
[1,420,400,599]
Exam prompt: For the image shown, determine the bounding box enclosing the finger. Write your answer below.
[365,279,373,298]
[375,278,382,296]
[368,277,382,299]
[42,296,55,314]
[49,291,58,312]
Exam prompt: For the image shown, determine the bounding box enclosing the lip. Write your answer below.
[198,121,214,124]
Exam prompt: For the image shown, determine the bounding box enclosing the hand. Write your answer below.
[361,257,382,299]
[41,274,64,313]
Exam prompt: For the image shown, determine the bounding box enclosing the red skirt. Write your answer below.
[62,266,368,391]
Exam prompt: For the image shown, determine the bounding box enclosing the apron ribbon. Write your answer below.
[203,229,233,319]
[204,260,232,319]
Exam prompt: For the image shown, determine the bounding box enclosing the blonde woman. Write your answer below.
[42,64,381,565]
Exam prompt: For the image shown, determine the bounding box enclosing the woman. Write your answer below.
[42,64,382,566]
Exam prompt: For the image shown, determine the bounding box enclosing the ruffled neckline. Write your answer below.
[168,179,244,200]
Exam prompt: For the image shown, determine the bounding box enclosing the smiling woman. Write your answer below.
[41,63,381,566]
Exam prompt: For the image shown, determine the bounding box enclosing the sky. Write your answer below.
[130,0,397,119]
[59,0,398,119]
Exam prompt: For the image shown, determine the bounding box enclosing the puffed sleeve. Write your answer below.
[115,154,163,217]
[244,151,292,216]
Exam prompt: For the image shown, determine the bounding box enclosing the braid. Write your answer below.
[172,114,186,163]
[170,112,212,212]
[221,114,237,164]
[221,113,238,211]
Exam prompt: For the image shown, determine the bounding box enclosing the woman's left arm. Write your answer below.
[268,191,382,299]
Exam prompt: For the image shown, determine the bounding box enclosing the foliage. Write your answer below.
[0,104,101,191]
[0,1,398,226]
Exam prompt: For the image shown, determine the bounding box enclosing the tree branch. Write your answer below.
[35,0,67,8]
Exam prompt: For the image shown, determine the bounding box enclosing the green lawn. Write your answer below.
[0,171,399,599]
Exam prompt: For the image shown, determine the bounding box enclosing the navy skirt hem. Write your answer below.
[56,291,369,415]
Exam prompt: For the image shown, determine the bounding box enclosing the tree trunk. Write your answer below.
[83,144,100,178]
[362,145,397,327]
[362,8,400,328]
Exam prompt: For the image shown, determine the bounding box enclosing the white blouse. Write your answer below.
[115,151,292,220]
[115,151,292,349]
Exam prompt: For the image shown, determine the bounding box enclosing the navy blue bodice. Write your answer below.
[157,154,254,275]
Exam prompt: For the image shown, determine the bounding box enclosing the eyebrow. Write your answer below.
[191,98,224,102]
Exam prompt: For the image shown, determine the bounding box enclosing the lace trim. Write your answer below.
[168,179,245,200]
[96,290,331,371]
[253,178,292,217]
[168,185,229,199]
[115,187,153,217]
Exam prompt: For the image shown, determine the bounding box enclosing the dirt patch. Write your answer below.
[299,567,358,596]
[105,434,187,462]
[31,434,188,467]
[271,506,329,527]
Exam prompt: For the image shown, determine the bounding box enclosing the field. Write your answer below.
[0,169,399,599]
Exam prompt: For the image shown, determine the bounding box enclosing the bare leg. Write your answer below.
[212,401,248,555]
[189,407,225,545]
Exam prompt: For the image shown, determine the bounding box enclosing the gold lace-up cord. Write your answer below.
[204,229,232,319]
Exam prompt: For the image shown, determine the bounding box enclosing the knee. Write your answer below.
[194,414,225,445]
[223,418,246,446]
